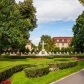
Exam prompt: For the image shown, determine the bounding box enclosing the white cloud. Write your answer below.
[16,0,84,23]
[33,0,84,23]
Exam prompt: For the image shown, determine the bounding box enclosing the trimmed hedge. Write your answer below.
[1,55,72,59]
[24,65,49,78]
[0,64,34,82]
[56,61,78,69]
[48,61,77,70]
[1,56,28,59]
[54,58,74,61]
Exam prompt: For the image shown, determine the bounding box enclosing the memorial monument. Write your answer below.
[39,41,48,56]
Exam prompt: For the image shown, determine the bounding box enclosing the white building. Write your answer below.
[53,37,72,49]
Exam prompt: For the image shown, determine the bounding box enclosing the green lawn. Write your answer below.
[0,58,84,84]
[11,60,84,84]
[0,58,53,71]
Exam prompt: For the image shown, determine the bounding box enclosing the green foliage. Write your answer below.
[79,0,84,5]
[38,35,55,52]
[3,56,28,59]
[11,61,84,84]
[0,64,32,82]
[24,65,49,78]
[53,47,60,52]
[71,11,84,52]
[56,61,77,69]
[0,0,37,54]
[18,0,37,30]
[54,58,74,61]
[61,47,74,52]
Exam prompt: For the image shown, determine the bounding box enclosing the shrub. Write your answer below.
[2,56,28,59]
[24,65,49,78]
[56,61,78,69]
[54,58,74,61]
[0,64,34,82]
[48,61,77,71]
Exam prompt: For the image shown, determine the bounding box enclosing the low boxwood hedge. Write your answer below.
[48,61,77,70]
[1,56,28,59]
[54,58,74,61]
[0,64,34,82]
[56,61,78,69]
[24,65,49,78]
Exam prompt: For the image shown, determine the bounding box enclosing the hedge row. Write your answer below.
[0,64,34,82]
[56,61,77,69]
[1,56,28,59]
[1,55,72,59]
[48,61,77,70]
[54,58,74,61]
[24,65,49,78]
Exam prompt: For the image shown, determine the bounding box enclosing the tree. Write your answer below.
[38,35,55,52]
[18,0,37,31]
[0,0,37,55]
[79,0,84,5]
[53,47,60,53]
[71,11,84,52]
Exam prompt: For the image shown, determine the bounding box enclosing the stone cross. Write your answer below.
[41,41,46,50]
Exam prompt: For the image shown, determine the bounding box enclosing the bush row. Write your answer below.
[1,56,28,59]
[54,58,74,61]
[0,64,34,82]
[1,55,72,59]
[57,61,77,69]
[24,65,49,78]
[48,61,77,70]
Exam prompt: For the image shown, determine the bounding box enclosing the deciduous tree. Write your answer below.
[38,35,55,52]
[71,11,84,52]
[0,0,37,55]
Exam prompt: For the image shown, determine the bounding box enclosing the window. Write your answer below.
[67,39,70,42]
[62,39,64,42]
[57,39,59,42]
[56,43,59,47]
[62,43,64,46]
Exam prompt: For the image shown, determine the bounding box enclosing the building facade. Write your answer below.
[25,42,32,51]
[53,37,72,49]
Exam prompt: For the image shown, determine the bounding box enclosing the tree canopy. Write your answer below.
[79,0,84,5]
[38,35,55,52]
[71,11,84,52]
[0,0,37,54]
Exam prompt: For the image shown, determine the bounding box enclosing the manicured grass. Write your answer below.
[0,58,54,72]
[0,58,83,84]
[11,61,84,84]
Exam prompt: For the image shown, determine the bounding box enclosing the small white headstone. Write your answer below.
[60,52,61,54]
[32,52,35,54]
[56,52,58,55]
[75,52,77,54]
[7,52,9,54]
[28,52,31,54]
[79,52,81,54]
[10,52,12,55]
[67,52,69,54]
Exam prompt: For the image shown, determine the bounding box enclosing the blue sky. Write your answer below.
[16,0,84,46]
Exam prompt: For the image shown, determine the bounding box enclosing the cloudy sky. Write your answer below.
[16,0,84,46]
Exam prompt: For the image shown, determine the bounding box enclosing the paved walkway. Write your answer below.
[51,69,84,84]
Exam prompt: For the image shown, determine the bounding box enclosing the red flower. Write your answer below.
[1,80,11,84]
